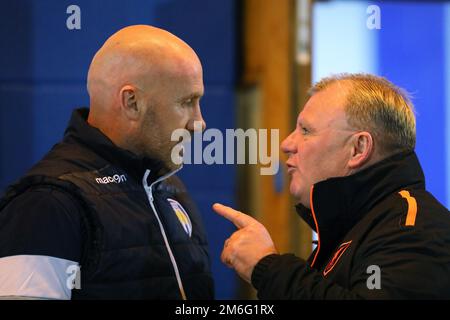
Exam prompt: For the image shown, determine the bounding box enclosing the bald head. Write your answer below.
[85,25,205,171]
[87,25,200,114]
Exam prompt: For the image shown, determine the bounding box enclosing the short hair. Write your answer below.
[308,73,416,155]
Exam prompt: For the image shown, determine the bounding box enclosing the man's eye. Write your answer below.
[300,126,309,134]
[183,99,194,106]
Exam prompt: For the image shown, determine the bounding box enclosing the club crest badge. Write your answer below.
[168,198,192,237]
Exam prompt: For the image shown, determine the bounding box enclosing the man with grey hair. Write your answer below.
[214,73,450,299]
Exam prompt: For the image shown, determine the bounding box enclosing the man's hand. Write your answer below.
[212,203,278,283]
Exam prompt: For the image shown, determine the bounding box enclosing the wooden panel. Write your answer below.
[241,0,295,252]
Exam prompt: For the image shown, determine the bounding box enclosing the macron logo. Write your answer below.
[95,174,127,184]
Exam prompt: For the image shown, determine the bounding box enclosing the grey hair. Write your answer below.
[308,73,416,155]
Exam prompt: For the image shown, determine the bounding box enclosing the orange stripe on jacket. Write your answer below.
[310,185,321,268]
[399,190,418,227]
[323,240,353,277]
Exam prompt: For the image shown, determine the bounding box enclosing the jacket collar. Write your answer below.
[63,108,167,182]
[295,151,425,268]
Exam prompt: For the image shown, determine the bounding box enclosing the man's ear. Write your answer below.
[347,131,374,169]
[119,85,140,121]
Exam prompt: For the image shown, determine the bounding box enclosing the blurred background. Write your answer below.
[0,0,449,299]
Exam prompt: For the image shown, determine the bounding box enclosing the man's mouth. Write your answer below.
[286,162,296,173]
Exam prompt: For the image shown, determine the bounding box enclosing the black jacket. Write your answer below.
[0,108,214,299]
[251,151,450,299]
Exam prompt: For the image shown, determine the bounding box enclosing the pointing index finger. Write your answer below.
[212,203,255,229]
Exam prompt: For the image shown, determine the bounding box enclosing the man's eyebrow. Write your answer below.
[297,117,309,127]
[297,118,315,130]
[179,93,203,101]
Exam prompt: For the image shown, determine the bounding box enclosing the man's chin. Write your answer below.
[289,183,300,198]
[290,185,310,208]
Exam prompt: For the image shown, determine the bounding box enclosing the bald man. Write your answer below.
[0,25,213,300]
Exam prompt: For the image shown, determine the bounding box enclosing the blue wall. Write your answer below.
[0,0,238,299]
[378,2,447,206]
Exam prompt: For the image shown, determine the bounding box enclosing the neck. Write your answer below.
[87,112,134,155]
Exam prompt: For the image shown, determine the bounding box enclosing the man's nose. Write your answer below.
[281,131,296,154]
[187,106,206,132]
